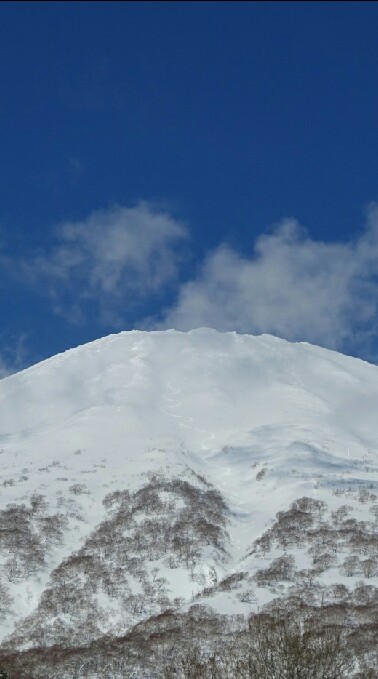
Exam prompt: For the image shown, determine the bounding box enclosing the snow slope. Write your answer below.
[0,329,377,643]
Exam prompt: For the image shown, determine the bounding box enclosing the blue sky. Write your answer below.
[1,1,378,373]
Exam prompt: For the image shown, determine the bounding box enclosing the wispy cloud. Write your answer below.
[0,334,28,379]
[0,354,11,379]
[160,204,378,358]
[18,202,188,325]
[67,157,84,184]
[4,200,378,361]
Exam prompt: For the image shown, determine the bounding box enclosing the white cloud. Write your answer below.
[160,205,378,355]
[20,202,188,324]
[5,200,378,359]
[0,335,28,379]
[0,354,11,379]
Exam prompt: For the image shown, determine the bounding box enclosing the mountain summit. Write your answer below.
[0,330,377,677]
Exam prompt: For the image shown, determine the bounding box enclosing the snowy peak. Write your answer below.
[1,328,378,526]
[0,330,377,675]
[1,328,378,528]
[2,328,378,448]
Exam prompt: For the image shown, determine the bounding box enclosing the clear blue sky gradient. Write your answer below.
[1,2,378,370]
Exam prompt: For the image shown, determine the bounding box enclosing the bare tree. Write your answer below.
[160,613,354,679]
[244,613,353,679]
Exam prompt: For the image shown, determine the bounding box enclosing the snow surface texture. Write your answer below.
[0,329,377,644]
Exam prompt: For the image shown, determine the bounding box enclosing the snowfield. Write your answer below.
[0,329,377,675]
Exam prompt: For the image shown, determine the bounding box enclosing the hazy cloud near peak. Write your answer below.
[19,202,188,323]
[160,205,378,357]
[0,354,11,379]
[4,200,378,361]
[0,335,28,379]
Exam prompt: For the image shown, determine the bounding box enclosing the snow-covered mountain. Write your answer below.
[0,329,377,677]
